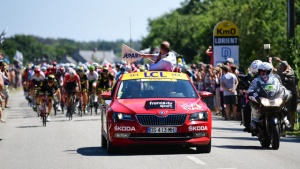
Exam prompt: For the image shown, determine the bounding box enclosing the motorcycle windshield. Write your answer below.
[258,83,283,99]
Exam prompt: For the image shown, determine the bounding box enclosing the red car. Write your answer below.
[101,71,212,154]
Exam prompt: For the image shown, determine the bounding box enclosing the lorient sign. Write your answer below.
[214,37,238,45]
[213,21,239,66]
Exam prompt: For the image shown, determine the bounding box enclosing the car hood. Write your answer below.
[111,98,209,114]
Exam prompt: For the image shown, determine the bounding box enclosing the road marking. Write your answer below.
[186,156,206,165]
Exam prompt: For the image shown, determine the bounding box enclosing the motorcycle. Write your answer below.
[248,80,291,150]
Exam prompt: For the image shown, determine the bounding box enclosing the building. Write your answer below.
[59,49,121,64]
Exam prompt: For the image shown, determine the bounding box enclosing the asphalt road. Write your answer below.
[0,89,300,169]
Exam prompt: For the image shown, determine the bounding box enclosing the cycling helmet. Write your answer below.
[92,62,98,68]
[250,60,262,74]
[41,66,47,72]
[58,66,65,73]
[102,66,108,72]
[120,66,125,72]
[115,63,121,69]
[48,74,55,82]
[67,68,76,76]
[34,67,41,74]
[77,66,84,72]
[88,65,95,71]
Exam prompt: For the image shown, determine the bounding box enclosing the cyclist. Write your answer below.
[29,67,45,110]
[38,74,59,122]
[77,66,88,114]
[63,68,81,117]
[97,66,115,104]
[86,65,99,104]
[21,65,31,99]
[55,66,65,111]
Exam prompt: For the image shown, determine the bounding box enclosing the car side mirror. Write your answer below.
[101,91,112,100]
[199,91,213,98]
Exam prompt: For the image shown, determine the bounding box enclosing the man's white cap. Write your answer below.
[226,58,234,64]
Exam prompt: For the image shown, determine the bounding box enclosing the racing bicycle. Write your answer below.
[76,92,84,117]
[67,91,76,121]
[53,95,59,116]
[88,91,99,115]
[39,92,48,126]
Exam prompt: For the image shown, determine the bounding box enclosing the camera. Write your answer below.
[264,44,270,50]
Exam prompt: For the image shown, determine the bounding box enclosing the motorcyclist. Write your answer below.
[247,62,291,131]
[241,60,262,132]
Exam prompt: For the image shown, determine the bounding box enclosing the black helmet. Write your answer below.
[48,74,55,82]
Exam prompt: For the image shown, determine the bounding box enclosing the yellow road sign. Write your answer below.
[213,21,239,37]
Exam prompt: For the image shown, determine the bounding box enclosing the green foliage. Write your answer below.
[0,35,140,64]
[141,0,300,75]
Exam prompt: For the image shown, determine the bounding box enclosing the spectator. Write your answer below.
[206,46,214,67]
[203,64,214,110]
[0,53,5,122]
[213,67,222,115]
[274,57,298,130]
[220,65,239,120]
[141,41,176,71]
[0,60,10,108]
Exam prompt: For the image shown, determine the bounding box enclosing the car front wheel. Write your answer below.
[196,141,211,153]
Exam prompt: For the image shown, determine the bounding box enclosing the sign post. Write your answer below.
[213,21,239,66]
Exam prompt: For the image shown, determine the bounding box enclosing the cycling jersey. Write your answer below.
[30,71,45,87]
[39,79,59,96]
[63,73,80,94]
[79,73,88,91]
[97,72,114,90]
[87,71,99,82]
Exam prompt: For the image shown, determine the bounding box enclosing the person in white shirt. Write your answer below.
[141,41,177,71]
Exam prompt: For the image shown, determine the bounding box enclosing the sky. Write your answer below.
[1,0,184,42]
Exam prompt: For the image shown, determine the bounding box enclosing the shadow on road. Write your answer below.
[73,118,101,122]
[213,127,244,132]
[15,125,41,128]
[75,145,199,156]
[214,145,269,150]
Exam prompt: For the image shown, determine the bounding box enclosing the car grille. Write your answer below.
[136,114,187,126]
[129,133,194,141]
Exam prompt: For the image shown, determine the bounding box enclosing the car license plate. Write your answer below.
[147,127,177,133]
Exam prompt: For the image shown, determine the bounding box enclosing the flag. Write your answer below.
[14,50,24,63]
[121,44,141,63]
[0,26,8,45]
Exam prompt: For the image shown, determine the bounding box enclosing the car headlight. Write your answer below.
[113,112,134,121]
[189,112,208,121]
[260,97,283,107]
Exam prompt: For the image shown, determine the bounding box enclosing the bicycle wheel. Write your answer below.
[61,102,65,114]
[89,94,93,115]
[69,95,75,121]
[77,97,83,117]
[94,102,98,115]
[53,100,57,116]
[42,102,47,126]
[36,103,40,117]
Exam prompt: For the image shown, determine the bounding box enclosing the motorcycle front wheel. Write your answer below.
[271,124,280,150]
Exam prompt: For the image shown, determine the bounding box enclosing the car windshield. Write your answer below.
[116,79,198,99]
